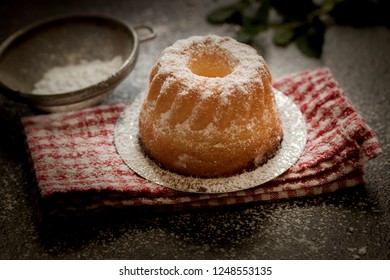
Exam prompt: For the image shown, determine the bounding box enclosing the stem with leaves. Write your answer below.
[207,0,389,58]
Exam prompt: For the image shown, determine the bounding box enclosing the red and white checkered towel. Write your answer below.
[22,67,382,215]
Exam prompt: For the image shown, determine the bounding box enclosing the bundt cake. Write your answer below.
[138,35,283,178]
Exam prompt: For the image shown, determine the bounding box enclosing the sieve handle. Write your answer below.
[134,24,157,42]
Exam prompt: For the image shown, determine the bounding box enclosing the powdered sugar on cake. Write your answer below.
[138,34,283,178]
[154,35,269,102]
[147,35,271,135]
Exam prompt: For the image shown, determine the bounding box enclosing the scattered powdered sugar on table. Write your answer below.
[114,89,307,193]
[32,56,123,94]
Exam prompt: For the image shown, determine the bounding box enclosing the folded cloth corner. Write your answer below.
[21,67,382,215]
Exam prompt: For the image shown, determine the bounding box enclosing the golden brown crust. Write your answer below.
[139,35,283,178]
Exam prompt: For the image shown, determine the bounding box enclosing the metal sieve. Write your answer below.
[0,14,156,112]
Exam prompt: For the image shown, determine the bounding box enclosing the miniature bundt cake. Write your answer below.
[138,34,283,178]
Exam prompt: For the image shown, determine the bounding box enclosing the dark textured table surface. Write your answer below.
[0,0,389,259]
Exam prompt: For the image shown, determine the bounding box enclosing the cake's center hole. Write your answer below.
[188,51,234,78]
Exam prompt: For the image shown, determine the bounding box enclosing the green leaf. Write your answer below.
[242,16,268,34]
[273,28,295,46]
[295,21,325,58]
[235,29,255,44]
[206,0,251,24]
[254,0,271,24]
[270,0,318,20]
[207,6,241,24]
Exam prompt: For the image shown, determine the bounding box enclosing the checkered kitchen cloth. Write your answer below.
[22,67,382,215]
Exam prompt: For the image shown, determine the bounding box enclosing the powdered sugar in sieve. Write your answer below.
[114,89,307,193]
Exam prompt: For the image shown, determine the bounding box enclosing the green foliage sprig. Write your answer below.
[207,0,389,58]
